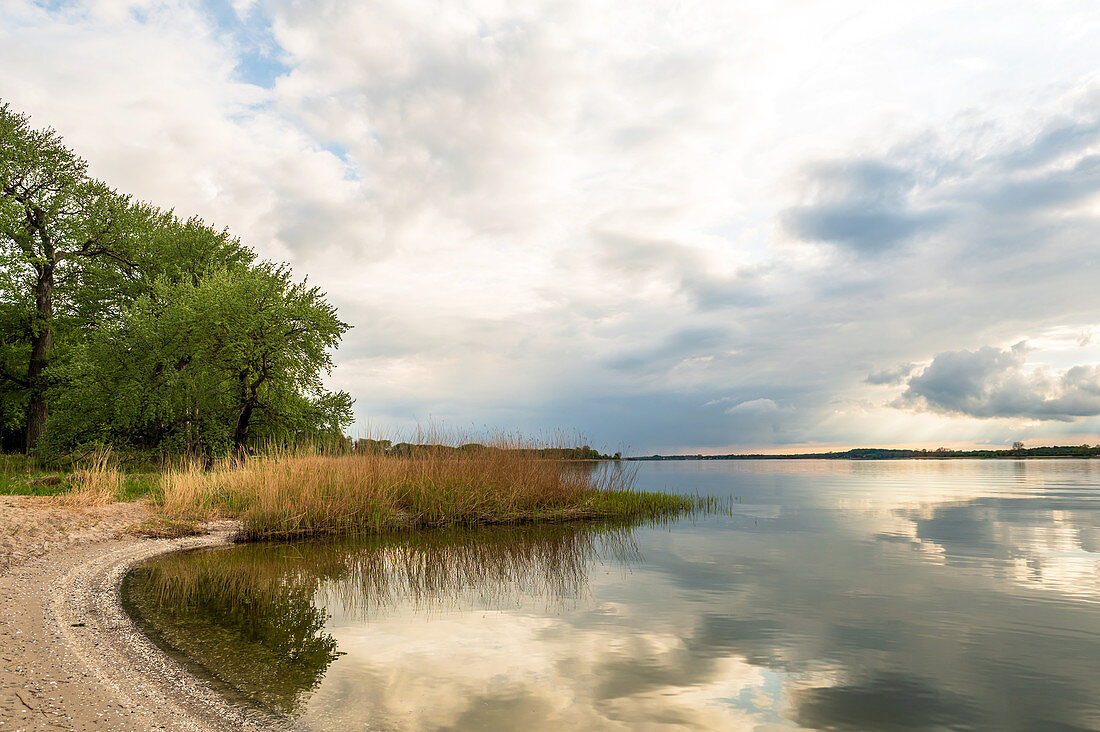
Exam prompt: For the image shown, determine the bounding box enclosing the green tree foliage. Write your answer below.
[0,299,30,451]
[50,264,352,455]
[0,102,353,458]
[0,102,140,450]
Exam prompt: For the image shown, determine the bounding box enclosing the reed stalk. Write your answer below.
[155,437,691,539]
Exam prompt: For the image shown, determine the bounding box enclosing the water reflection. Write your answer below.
[626,460,1100,731]
[125,461,1100,730]
[123,523,640,721]
[123,546,341,715]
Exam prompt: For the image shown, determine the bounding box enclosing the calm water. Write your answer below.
[122,460,1100,730]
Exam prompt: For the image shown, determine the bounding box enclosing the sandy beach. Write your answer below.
[0,498,262,731]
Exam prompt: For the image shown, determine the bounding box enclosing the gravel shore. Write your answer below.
[0,500,268,730]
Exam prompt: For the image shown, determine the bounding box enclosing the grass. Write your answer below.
[2,435,709,539]
[127,516,204,538]
[0,450,160,501]
[0,453,65,496]
[59,449,125,506]
[0,475,70,497]
[155,439,702,540]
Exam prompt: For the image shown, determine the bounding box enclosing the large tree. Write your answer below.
[212,263,353,452]
[0,103,136,451]
[47,261,353,457]
[2,102,354,458]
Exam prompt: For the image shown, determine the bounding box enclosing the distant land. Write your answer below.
[626,445,1100,461]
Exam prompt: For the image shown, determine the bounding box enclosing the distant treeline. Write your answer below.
[352,439,620,461]
[628,445,1100,461]
[1,103,352,459]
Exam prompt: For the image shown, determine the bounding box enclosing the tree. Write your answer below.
[0,298,30,450]
[0,103,137,452]
[197,263,353,453]
[1012,441,1025,454]
[46,262,353,457]
[355,439,392,453]
[3,103,354,458]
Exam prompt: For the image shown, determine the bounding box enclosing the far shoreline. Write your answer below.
[622,445,1100,461]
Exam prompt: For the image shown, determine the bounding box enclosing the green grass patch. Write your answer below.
[0,449,160,502]
[0,473,71,497]
[118,474,160,501]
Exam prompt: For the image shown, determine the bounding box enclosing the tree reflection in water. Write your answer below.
[122,522,640,719]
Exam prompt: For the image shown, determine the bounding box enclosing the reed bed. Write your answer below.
[155,441,696,540]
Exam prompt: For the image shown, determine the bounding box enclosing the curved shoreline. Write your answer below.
[0,522,278,730]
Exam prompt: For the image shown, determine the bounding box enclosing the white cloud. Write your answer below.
[896,344,1100,421]
[4,0,1100,451]
[724,398,782,415]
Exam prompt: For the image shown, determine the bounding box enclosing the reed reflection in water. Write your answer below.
[122,522,641,719]
[125,460,1100,730]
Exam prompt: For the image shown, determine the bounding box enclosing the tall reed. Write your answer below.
[156,435,689,539]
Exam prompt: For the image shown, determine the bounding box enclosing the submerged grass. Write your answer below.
[155,439,701,540]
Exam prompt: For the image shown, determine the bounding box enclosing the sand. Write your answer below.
[0,497,150,576]
[0,499,267,731]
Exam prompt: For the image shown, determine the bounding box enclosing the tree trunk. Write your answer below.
[233,369,262,457]
[233,401,255,455]
[24,265,54,453]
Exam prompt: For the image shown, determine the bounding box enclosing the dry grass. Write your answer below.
[155,437,692,540]
[59,448,125,506]
[126,516,204,539]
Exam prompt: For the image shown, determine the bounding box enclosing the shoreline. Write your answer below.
[0,507,266,730]
[623,454,1100,461]
[0,485,698,729]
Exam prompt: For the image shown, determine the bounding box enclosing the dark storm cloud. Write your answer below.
[593,231,773,310]
[782,105,1100,259]
[527,390,814,454]
[897,344,1100,421]
[605,327,731,373]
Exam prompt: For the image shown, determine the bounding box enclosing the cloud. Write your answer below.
[865,363,916,386]
[7,1,1100,452]
[897,344,1100,421]
[976,152,1100,215]
[782,86,1100,258]
[993,117,1100,170]
[724,398,781,415]
[783,161,948,253]
[702,396,785,414]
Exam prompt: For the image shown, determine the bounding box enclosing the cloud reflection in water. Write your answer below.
[127,461,1100,730]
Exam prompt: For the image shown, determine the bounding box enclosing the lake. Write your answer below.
[122,459,1100,730]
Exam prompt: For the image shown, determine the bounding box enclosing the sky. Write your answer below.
[3,0,1100,454]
